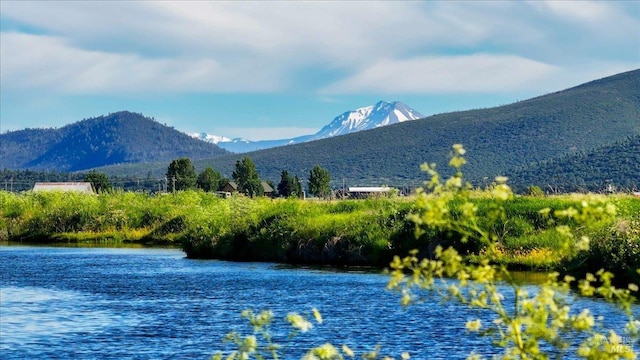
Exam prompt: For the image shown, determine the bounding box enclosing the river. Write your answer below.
[0,246,636,359]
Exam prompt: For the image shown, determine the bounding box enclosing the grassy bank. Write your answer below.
[0,191,415,266]
[1,190,638,282]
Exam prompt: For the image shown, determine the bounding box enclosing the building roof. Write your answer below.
[222,181,274,193]
[261,181,274,193]
[33,182,95,194]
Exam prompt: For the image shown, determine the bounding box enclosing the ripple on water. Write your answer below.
[1,247,636,359]
[0,286,142,353]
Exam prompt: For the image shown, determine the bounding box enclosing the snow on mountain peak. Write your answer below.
[190,132,232,144]
[310,100,424,140]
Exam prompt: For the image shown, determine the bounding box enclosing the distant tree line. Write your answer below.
[163,156,332,198]
[0,153,331,197]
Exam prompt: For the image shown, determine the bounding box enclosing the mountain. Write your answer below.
[0,111,228,172]
[310,101,424,140]
[97,69,640,192]
[192,100,424,153]
[191,133,233,144]
[190,133,315,153]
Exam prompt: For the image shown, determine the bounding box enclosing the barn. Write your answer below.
[221,181,274,197]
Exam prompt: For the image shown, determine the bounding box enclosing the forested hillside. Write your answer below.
[6,133,637,194]
[1,111,228,171]
[509,134,640,193]
[96,69,640,191]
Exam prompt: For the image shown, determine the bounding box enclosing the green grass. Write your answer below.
[1,190,638,282]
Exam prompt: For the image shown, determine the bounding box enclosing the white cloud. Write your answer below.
[525,1,640,53]
[1,2,436,63]
[0,32,284,94]
[1,1,638,96]
[528,1,628,24]
[321,54,559,94]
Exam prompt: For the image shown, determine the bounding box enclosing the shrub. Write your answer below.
[526,185,545,197]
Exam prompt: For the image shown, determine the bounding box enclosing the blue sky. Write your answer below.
[1,1,638,140]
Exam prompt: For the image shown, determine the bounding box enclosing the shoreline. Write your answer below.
[1,191,638,285]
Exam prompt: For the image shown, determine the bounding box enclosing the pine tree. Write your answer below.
[294,175,303,198]
[277,170,297,197]
[197,166,222,192]
[232,156,263,197]
[166,158,197,192]
[308,165,331,199]
[85,170,112,193]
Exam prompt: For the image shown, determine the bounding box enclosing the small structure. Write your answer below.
[348,186,392,199]
[221,181,238,194]
[33,182,95,194]
[221,181,274,197]
[261,181,274,197]
[215,191,232,199]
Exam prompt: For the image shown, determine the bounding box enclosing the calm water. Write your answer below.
[0,246,636,359]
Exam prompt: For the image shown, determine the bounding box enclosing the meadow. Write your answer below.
[1,190,638,284]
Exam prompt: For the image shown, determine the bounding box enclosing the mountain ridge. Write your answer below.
[192,100,424,153]
[0,111,228,171]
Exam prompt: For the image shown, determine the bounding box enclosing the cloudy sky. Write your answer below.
[1,1,639,140]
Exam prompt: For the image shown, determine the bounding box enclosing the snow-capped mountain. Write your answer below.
[190,100,424,153]
[190,132,233,144]
[309,101,424,141]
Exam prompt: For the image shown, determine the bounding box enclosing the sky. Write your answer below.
[1,1,639,141]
